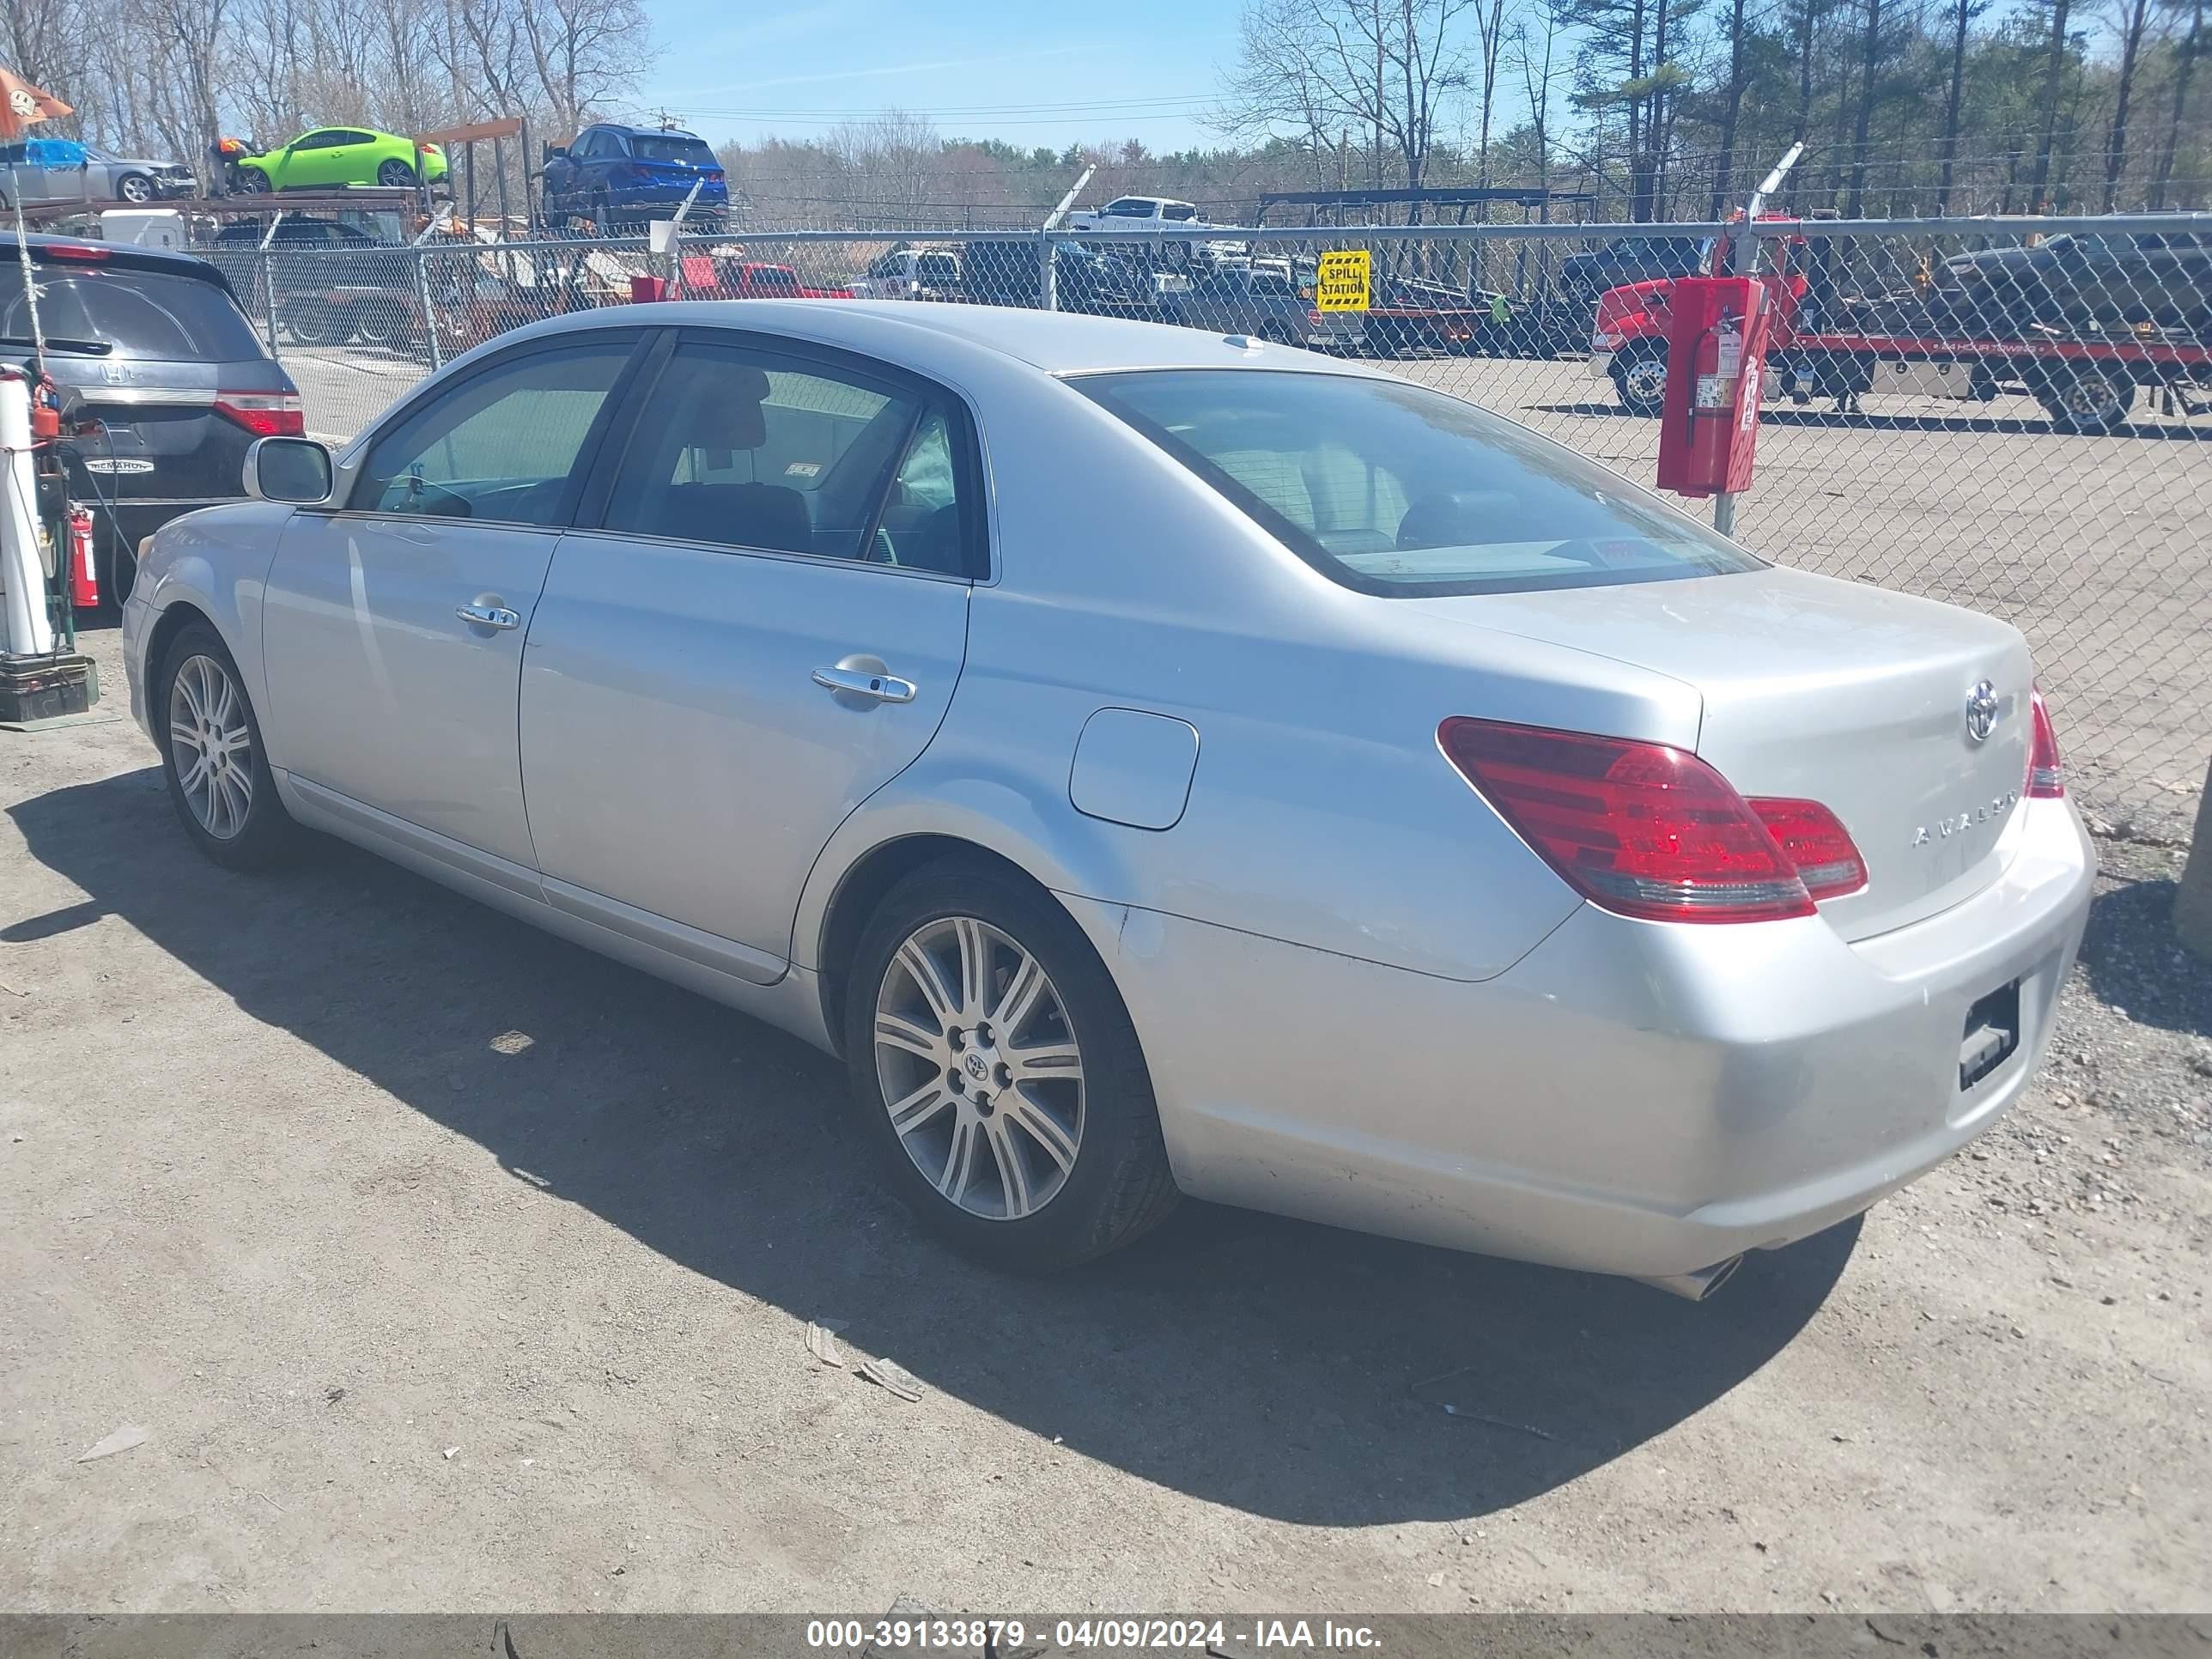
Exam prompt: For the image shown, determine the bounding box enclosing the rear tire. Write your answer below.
[352,295,415,349]
[377,158,416,188]
[280,301,353,347]
[2033,363,2135,434]
[842,860,1179,1271]
[156,622,296,870]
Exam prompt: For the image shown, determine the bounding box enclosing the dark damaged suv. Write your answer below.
[0,237,302,604]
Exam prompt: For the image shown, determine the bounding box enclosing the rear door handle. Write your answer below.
[812,665,916,703]
[456,602,520,630]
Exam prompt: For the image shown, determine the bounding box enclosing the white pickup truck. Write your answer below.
[1065,195,1218,233]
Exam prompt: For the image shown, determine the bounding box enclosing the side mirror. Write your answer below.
[245,436,333,505]
[543,143,567,163]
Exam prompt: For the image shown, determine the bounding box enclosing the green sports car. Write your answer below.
[237,127,449,191]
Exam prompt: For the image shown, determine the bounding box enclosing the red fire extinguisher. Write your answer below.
[66,505,98,611]
[29,373,64,444]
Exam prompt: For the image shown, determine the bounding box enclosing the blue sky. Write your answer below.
[628,0,1241,154]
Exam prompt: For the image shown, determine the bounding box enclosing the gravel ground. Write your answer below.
[1,626,2208,1615]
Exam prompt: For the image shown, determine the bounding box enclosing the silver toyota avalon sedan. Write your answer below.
[121,301,2094,1298]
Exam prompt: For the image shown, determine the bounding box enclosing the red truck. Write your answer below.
[687,257,851,300]
[1588,226,2212,434]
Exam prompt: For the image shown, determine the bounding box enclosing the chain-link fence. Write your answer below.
[235,215,2212,842]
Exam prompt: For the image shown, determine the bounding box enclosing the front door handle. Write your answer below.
[456,602,520,630]
[812,665,917,703]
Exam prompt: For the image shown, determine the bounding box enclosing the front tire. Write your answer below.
[843,861,1178,1270]
[115,173,154,204]
[158,623,295,869]
[377,158,416,188]
[1612,342,1668,416]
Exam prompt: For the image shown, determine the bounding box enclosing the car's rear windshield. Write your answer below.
[0,266,264,362]
[1074,369,1762,597]
[633,135,717,166]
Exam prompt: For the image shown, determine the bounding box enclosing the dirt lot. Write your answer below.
[2,624,2208,1615]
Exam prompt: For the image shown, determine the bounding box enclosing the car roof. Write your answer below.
[512,298,1390,379]
[597,123,707,140]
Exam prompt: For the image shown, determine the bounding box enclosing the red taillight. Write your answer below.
[1747,797,1868,900]
[1437,718,1815,924]
[215,392,305,437]
[2027,685,2064,798]
[45,241,111,263]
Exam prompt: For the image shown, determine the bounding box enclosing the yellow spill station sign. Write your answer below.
[1315,249,1372,313]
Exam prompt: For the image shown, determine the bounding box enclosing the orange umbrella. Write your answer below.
[0,68,70,141]
[0,69,71,364]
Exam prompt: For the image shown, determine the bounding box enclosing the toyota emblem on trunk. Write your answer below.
[1965,680,1999,744]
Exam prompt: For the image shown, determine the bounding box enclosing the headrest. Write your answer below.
[680,362,771,452]
[1397,489,1516,550]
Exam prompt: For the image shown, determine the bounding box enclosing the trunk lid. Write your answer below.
[1418,567,2035,940]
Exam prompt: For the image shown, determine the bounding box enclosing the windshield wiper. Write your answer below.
[0,336,115,356]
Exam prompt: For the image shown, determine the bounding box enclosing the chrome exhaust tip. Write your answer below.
[1636,1255,1745,1302]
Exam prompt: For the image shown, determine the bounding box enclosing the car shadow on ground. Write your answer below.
[8,769,1857,1526]
[1526,401,2207,439]
[2079,875,2212,1040]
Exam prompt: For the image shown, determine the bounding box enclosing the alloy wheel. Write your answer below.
[1620,354,1668,412]
[167,653,254,839]
[872,915,1085,1221]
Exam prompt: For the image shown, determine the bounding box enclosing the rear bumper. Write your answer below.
[612,185,728,209]
[1080,795,2094,1279]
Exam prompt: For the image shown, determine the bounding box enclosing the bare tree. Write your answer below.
[1846,0,1884,215]
[1707,0,1757,212]
[2030,0,2075,206]
[1935,0,1991,212]
[1509,0,1567,190]
[2148,0,2203,205]
[1470,0,1510,188]
[2101,0,2155,205]
[1220,0,1478,199]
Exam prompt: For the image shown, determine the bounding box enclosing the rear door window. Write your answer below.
[599,339,922,559]
[0,266,264,361]
[589,337,983,574]
[633,134,717,165]
[1076,368,1762,597]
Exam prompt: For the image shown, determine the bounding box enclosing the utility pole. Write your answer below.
[2179,760,2212,959]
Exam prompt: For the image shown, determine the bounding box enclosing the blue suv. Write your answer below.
[542,125,728,230]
